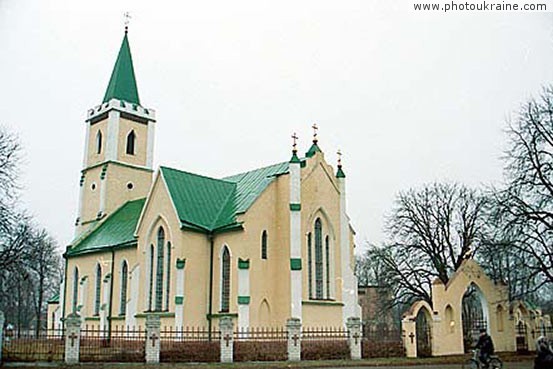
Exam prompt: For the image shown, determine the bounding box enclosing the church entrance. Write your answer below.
[461,283,489,352]
[415,308,432,357]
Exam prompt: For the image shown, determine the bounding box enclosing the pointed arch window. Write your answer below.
[314,218,323,299]
[221,246,231,313]
[155,227,165,311]
[94,264,102,315]
[72,267,79,313]
[261,231,268,259]
[325,235,330,298]
[307,233,313,298]
[120,261,128,315]
[148,244,154,311]
[126,130,136,155]
[96,131,103,154]
[165,242,172,310]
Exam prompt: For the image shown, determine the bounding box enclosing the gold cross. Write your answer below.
[337,149,342,166]
[291,132,298,151]
[312,123,318,143]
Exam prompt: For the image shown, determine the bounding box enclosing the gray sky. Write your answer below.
[1,0,553,253]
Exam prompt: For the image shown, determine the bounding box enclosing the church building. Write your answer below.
[48,29,360,331]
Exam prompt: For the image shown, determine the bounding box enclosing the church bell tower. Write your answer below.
[75,28,156,236]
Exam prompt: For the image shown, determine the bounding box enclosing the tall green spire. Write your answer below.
[103,31,140,105]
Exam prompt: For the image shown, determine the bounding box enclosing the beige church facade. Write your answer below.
[47,30,360,332]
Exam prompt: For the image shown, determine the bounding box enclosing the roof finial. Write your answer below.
[312,123,318,144]
[337,149,342,167]
[124,12,132,34]
[336,149,345,178]
[291,132,299,154]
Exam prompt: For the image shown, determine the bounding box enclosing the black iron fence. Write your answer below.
[362,325,404,358]
[1,328,65,362]
[79,325,145,362]
[301,326,349,360]
[234,326,287,361]
[159,326,220,362]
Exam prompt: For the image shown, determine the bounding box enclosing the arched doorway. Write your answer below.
[415,308,432,357]
[461,283,489,352]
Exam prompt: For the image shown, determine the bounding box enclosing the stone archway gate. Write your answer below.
[402,259,517,357]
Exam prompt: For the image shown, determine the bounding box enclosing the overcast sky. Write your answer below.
[1,0,553,253]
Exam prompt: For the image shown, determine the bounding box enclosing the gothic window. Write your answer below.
[261,230,268,259]
[94,263,102,315]
[155,227,165,311]
[148,244,154,311]
[72,267,79,313]
[307,233,313,298]
[325,235,330,298]
[96,130,102,154]
[165,242,171,310]
[221,246,231,313]
[120,261,128,315]
[314,218,323,299]
[126,130,136,155]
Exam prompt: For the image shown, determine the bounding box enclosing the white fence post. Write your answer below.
[346,317,362,360]
[286,317,301,361]
[219,316,234,363]
[145,314,161,363]
[64,313,82,364]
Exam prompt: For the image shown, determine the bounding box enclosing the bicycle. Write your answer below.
[466,349,503,369]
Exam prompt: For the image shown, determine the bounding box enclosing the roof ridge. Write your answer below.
[223,160,289,180]
[161,166,234,185]
[210,187,238,229]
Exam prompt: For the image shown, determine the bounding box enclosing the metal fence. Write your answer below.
[234,326,287,362]
[79,325,145,362]
[159,326,220,362]
[1,329,65,362]
[362,325,404,358]
[301,326,349,360]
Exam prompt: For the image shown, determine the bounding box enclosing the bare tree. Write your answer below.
[495,86,553,286]
[377,182,489,305]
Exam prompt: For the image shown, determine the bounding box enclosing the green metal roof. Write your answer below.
[161,167,238,232]
[305,143,321,158]
[67,198,146,257]
[103,32,140,105]
[223,161,289,214]
[160,161,290,233]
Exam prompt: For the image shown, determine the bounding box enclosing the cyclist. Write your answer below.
[475,328,495,369]
[535,336,553,369]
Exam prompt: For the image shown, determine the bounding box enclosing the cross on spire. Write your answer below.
[291,132,299,153]
[124,12,132,34]
[312,123,318,144]
[337,149,342,167]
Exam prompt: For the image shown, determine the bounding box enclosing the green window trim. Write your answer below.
[176,258,186,269]
[175,296,184,305]
[237,296,250,305]
[238,258,250,269]
[289,203,301,211]
[290,258,302,270]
